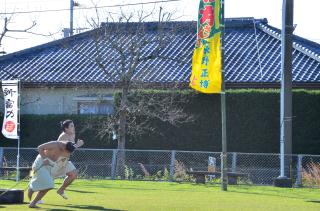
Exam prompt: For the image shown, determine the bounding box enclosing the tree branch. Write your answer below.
[1,16,58,51]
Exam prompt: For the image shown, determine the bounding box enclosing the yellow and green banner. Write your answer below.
[190,0,222,93]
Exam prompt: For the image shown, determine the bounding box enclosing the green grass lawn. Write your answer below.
[0,179,319,210]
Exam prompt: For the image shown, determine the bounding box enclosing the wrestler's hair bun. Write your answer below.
[66,141,76,153]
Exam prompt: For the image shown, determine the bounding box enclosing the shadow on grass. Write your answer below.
[0,203,29,210]
[46,204,125,211]
[77,182,235,193]
[80,181,219,192]
[0,202,29,205]
[307,200,320,203]
[74,183,161,192]
[227,189,312,201]
[64,189,96,194]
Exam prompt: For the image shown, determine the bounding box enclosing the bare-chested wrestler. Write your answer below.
[56,120,84,198]
[28,141,77,208]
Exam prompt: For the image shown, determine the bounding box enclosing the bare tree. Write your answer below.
[0,16,33,54]
[0,15,58,55]
[68,7,194,177]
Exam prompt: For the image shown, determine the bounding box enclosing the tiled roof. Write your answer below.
[0,18,319,87]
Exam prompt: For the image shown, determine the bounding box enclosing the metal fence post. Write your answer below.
[232,152,237,172]
[0,148,3,177]
[295,154,303,187]
[111,149,117,180]
[0,147,3,168]
[169,150,176,182]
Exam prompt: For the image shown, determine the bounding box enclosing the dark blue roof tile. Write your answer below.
[0,18,319,87]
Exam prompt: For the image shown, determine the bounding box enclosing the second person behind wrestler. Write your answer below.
[56,119,84,199]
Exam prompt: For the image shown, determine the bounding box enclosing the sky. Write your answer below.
[0,0,319,54]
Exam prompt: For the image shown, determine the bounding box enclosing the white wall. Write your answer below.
[0,86,115,115]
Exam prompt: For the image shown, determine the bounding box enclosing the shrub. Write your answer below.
[173,160,193,182]
[302,162,320,187]
[124,165,134,180]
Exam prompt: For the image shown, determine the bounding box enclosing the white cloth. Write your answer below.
[51,159,76,178]
[29,155,55,191]
[29,155,76,191]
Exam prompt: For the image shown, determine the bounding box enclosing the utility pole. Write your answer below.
[70,0,74,36]
[274,0,294,188]
[220,0,227,191]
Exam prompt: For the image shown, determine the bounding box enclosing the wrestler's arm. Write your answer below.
[58,132,84,148]
[37,141,59,158]
[57,133,70,143]
[75,139,84,148]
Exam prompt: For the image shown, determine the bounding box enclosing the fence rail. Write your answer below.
[0,147,319,187]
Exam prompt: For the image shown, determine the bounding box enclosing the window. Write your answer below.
[78,101,114,115]
[74,95,114,115]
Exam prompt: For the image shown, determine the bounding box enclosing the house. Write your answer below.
[0,17,319,115]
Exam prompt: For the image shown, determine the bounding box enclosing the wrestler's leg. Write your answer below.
[28,187,34,201]
[57,169,77,199]
[29,188,51,208]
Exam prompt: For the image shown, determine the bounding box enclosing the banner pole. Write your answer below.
[16,80,21,182]
[220,0,227,191]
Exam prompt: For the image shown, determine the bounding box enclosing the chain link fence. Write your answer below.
[0,147,319,187]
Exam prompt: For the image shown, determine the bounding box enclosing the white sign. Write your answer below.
[2,80,19,139]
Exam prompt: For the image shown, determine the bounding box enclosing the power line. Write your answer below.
[0,0,66,5]
[0,0,182,15]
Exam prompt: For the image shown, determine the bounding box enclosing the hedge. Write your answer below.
[0,89,319,154]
